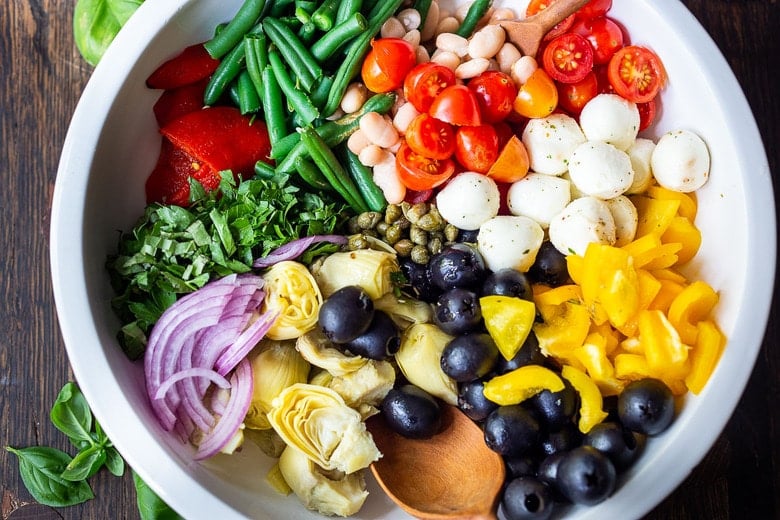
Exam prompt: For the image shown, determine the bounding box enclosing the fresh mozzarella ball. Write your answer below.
[651,129,711,192]
[579,93,640,151]
[568,141,635,199]
[477,216,544,272]
[561,171,585,199]
[549,196,617,256]
[626,138,656,194]
[436,172,500,230]
[605,195,638,246]
[522,113,586,176]
[507,173,571,228]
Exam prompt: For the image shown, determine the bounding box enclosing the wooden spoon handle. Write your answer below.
[530,0,592,33]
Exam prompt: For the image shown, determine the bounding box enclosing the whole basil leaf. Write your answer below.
[61,445,106,482]
[5,446,94,507]
[104,446,126,477]
[133,471,183,520]
[50,382,93,446]
[73,0,145,66]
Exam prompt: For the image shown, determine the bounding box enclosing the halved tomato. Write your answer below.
[396,142,456,191]
[526,0,576,42]
[403,62,458,113]
[455,125,499,173]
[542,33,594,84]
[557,70,598,115]
[575,0,612,20]
[429,84,482,126]
[571,16,624,65]
[607,45,666,103]
[637,98,657,132]
[467,71,517,123]
[405,113,456,160]
[513,68,559,118]
[361,38,417,93]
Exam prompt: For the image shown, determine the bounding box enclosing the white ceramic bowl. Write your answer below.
[50,0,775,518]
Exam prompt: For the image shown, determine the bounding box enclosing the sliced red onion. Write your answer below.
[252,234,347,268]
[155,368,231,401]
[214,310,278,376]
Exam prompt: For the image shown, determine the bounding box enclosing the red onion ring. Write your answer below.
[252,234,347,268]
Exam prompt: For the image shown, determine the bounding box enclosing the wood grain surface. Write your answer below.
[1,1,777,519]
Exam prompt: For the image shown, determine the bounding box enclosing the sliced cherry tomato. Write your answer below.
[467,71,518,123]
[396,142,456,191]
[361,38,417,93]
[493,121,515,150]
[429,84,482,126]
[556,70,598,115]
[404,62,458,113]
[526,0,576,42]
[607,45,666,103]
[487,135,530,184]
[513,68,559,119]
[405,113,456,160]
[594,64,615,94]
[455,125,499,173]
[575,0,612,21]
[571,16,624,65]
[637,98,657,132]
[542,33,594,84]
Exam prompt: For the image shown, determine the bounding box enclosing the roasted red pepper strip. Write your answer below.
[152,79,209,127]
[145,140,218,206]
[146,43,220,90]
[160,106,272,178]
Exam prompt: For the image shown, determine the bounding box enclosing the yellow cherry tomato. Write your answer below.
[513,68,558,119]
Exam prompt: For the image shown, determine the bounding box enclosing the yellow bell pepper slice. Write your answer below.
[533,299,591,363]
[614,353,654,381]
[632,195,681,237]
[646,185,697,221]
[581,243,639,328]
[661,216,701,265]
[483,365,565,406]
[566,254,584,285]
[648,278,685,313]
[685,320,725,394]
[561,365,609,433]
[638,310,690,380]
[480,295,536,361]
[668,280,719,345]
[534,284,582,314]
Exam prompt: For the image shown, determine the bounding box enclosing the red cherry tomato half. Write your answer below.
[526,0,576,41]
[455,125,500,174]
[396,142,456,191]
[637,98,657,132]
[404,62,458,113]
[429,84,482,126]
[572,16,624,65]
[467,71,518,124]
[361,38,417,93]
[607,45,666,103]
[557,70,598,115]
[405,113,457,160]
[575,0,612,21]
[542,33,594,84]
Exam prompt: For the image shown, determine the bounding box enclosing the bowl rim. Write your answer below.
[50,0,776,519]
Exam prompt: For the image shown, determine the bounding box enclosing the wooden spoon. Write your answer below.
[500,0,592,58]
[367,404,505,520]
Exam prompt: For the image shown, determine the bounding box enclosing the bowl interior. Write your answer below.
[50,0,775,518]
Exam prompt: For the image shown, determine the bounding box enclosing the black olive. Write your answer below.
[495,333,547,373]
[536,451,569,503]
[344,311,400,360]
[504,455,538,480]
[458,379,498,422]
[428,243,487,291]
[381,385,441,439]
[456,227,479,243]
[481,268,534,301]
[617,378,675,435]
[538,423,583,457]
[440,333,499,382]
[483,405,540,457]
[399,257,441,303]
[556,446,616,505]
[500,476,555,520]
[528,241,569,287]
[527,380,579,431]
[433,288,483,335]
[583,421,641,471]
[318,285,374,343]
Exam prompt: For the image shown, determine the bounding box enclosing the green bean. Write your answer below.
[294,156,334,191]
[262,17,322,92]
[237,70,262,114]
[311,13,367,62]
[295,0,317,15]
[298,21,317,44]
[341,147,386,212]
[413,0,433,28]
[229,80,241,106]
[203,40,247,106]
[321,0,403,117]
[455,0,492,38]
[260,66,289,147]
[269,0,294,17]
[244,34,268,91]
[268,49,320,125]
[311,0,340,31]
[310,75,334,110]
[254,160,277,179]
[335,0,363,26]
[204,0,266,59]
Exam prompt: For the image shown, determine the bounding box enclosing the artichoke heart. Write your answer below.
[374,293,434,330]
[327,360,396,409]
[263,261,323,340]
[297,329,368,376]
[246,340,310,430]
[395,323,459,406]
[268,384,381,474]
[278,446,368,517]
[312,249,399,300]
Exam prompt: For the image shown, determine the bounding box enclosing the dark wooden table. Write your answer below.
[1,1,777,519]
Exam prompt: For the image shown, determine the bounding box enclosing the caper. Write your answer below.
[376,221,389,236]
[410,245,430,264]
[394,216,411,230]
[394,239,414,257]
[427,236,443,255]
[362,228,378,238]
[405,202,430,225]
[444,224,460,243]
[347,216,362,234]
[357,211,382,230]
[409,225,428,246]
[385,204,403,224]
[417,212,443,232]
[348,234,370,250]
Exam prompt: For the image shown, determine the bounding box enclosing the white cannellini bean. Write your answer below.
[477,216,544,272]
[487,58,500,71]
[507,173,572,229]
[568,141,635,199]
[415,45,431,64]
[455,2,473,22]
[436,17,461,38]
[497,42,522,75]
[326,108,344,121]
[511,55,538,86]
[388,140,402,154]
[360,112,400,149]
[522,113,586,176]
[340,82,368,114]
[650,129,710,192]
[381,17,406,39]
[605,195,638,246]
[419,0,440,41]
[373,157,406,204]
[347,129,372,155]
[436,32,469,56]
[490,7,517,23]
[403,29,421,48]
[579,93,640,151]
[468,25,506,59]
[393,102,421,134]
[397,8,422,31]
[548,196,617,256]
[431,49,461,71]
[625,138,656,194]
[455,57,490,79]
[359,145,392,167]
